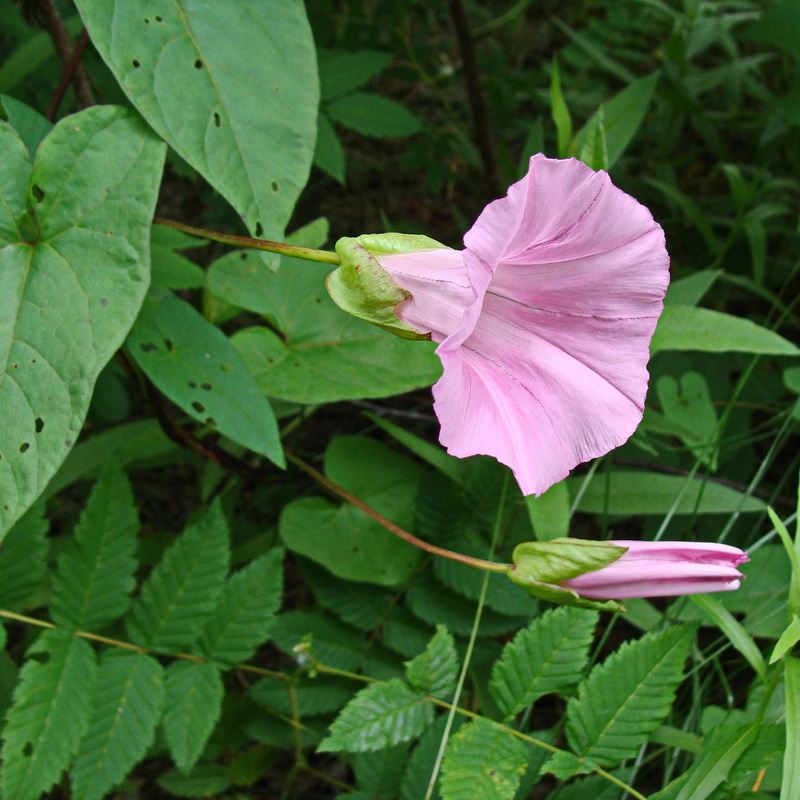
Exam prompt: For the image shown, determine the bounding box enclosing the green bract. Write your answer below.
[509,538,627,612]
[327,233,450,340]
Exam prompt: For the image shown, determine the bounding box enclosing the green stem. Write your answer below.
[287,452,512,574]
[153,217,341,265]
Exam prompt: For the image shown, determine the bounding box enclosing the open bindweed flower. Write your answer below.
[327,154,670,496]
[509,538,748,610]
[560,540,749,599]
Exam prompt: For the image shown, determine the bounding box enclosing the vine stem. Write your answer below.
[153,217,340,265]
[286,452,512,574]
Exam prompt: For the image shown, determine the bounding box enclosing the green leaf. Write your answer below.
[319,679,433,752]
[400,714,465,800]
[269,610,366,672]
[405,625,458,700]
[199,548,284,665]
[327,92,423,138]
[157,763,231,798]
[771,614,800,664]
[525,480,571,542]
[318,49,394,102]
[70,650,164,800]
[783,657,800,800]
[579,72,659,168]
[44,418,183,500]
[656,372,719,469]
[224,257,441,404]
[354,745,410,800]
[162,661,223,774]
[75,0,318,241]
[250,673,355,718]
[651,306,800,354]
[127,291,284,468]
[1,630,97,800]
[0,106,165,538]
[314,113,346,183]
[50,467,138,631]
[126,500,229,651]
[691,594,766,681]
[300,560,390,630]
[550,58,573,158]
[672,722,759,800]
[567,471,766,515]
[577,105,608,171]
[150,224,206,290]
[664,270,721,307]
[280,436,426,585]
[1,95,52,159]
[490,606,598,718]
[440,717,528,800]
[0,501,47,609]
[562,625,693,767]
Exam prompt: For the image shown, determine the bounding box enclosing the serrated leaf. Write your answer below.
[75,0,318,242]
[354,744,410,800]
[0,106,165,537]
[70,650,164,800]
[300,560,390,630]
[319,679,433,752]
[542,749,602,781]
[564,625,693,767]
[318,49,394,101]
[327,92,423,138]
[0,501,47,609]
[405,625,458,700]
[269,610,366,672]
[490,606,598,718]
[157,763,231,798]
[127,291,284,467]
[126,501,229,651]
[199,548,283,665]
[162,660,223,774]
[440,717,528,800]
[651,306,800,354]
[1,630,97,800]
[250,674,355,718]
[400,714,465,800]
[50,467,138,631]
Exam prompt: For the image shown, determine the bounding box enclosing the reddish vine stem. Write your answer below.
[46,26,91,120]
[286,452,512,574]
[39,0,94,116]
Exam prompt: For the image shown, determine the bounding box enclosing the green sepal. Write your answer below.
[327,233,450,341]
[508,538,627,612]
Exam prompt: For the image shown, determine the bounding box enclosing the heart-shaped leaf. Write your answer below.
[0,106,165,538]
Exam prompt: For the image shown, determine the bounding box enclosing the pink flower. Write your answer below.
[562,540,748,599]
[377,155,670,496]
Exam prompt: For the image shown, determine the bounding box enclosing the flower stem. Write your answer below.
[153,217,341,265]
[286,452,513,574]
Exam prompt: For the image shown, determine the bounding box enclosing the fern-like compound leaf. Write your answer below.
[50,467,139,631]
[440,717,528,800]
[1,630,97,800]
[199,548,284,665]
[162,660,224,774]
[125,500,230,651]
[490,606,598,718]
[563,624,693,767]
[0,501,47,610]
[404,624,458,700]
[319,678,433,752]
[70,650,164,800]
